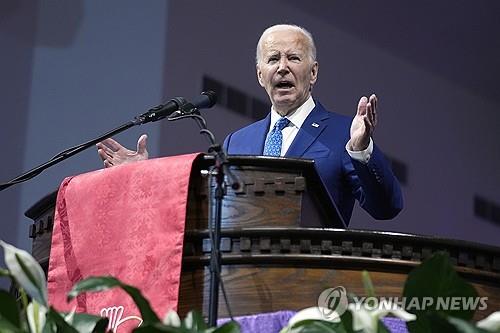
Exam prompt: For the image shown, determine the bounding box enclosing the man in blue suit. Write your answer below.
[224,24,402,225]
[97,24,403,226]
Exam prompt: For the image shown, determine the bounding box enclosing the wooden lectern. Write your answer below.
[26,156,500,319]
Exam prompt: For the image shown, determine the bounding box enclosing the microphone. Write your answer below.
[138,91,217,124]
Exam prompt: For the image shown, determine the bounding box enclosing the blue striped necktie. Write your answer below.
[263,117,290,156]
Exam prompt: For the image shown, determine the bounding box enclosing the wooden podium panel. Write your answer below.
[185,156,345,230]
[179,228,500,320]
[25,156,500,320]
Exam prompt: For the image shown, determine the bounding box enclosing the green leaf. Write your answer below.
[133,322,187,332]
[338,309,355,333]
[45,308,79,333]
[362,270,376,299]
[211,321,240,333]
[0,268,13,278]
[0,319,25,333]
[0,241,48,306]
[283,311,354,333]
[287,319,346,333]
[426,312,491,333]
[66,312,109,333]
[0,290,21,328]
[42,321,56,333]
[67,276,160,323]
[377,320,391,333]
[18,287,29,312]
[182,311,207,331]
[403,252,478,333]
[446,316,490,333]
[45,309,107,333]
[91,317,109,333]
[135,316,239,333]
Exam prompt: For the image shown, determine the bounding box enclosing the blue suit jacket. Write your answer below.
[223,101,403,226]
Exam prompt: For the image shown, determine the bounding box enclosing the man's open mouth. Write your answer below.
[275,81,294,89]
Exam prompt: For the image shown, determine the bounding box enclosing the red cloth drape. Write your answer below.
[47,153,201,329]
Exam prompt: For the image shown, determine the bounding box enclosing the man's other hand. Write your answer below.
[96,134,149,168]
[348,94,378,151]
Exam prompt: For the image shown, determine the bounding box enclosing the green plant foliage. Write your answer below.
[133,312,240,333]
[339,310,354,333]
[0,290,22,329]
[1,241,48,306]
[2,240,497,333]
[67,276,160,323]
[362,271,376,299]
[64,312,108,333]
[376,322,391,333]
[209,321,240,333]
[0,268,12,278]
[426,312,491,333]
[183,311,207,331]
[41,309,107,333]
[282,317,389,333]
[44,309,79,333]
[0,320,24,333]
[403,251,478,333]
[280,311,354,333]
[284,319,346,333]
[133,323,188,332]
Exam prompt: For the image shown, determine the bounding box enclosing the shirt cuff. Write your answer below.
[346,138,373,164]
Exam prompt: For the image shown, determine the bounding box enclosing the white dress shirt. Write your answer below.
[266,96,373,163]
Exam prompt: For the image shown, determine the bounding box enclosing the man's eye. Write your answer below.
[268,57,278,63]
[289,55,300,61]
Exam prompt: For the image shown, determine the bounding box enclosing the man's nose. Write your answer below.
[277,57,289,74]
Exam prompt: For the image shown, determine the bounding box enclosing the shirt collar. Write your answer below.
[269,96,316,131]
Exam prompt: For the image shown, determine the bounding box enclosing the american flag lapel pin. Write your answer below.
[312,122,320,128]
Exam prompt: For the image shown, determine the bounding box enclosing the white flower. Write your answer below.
[348,299,416,333]
[477,311,500,332]
[63,306,77,325]
[0,240,48,306]
[27,300,47,333]
[279,306,341,332]
[163,310,181,327]
[288,306,341,327]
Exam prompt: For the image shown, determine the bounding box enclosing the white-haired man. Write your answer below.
[97,24,403,225]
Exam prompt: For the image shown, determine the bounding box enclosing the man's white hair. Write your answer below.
[256,24,317,64]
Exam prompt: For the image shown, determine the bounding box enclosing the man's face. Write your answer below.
[257,29,318,116]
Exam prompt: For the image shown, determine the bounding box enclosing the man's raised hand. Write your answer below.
[348,94,378,151]
[96,134,149,168]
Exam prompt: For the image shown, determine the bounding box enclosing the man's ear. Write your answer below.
[310,61,319,85]
[256,64,265,87]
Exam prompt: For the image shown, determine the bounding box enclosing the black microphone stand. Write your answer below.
[0,101,184,192]
[167,101,238,327]
[0,120,137,192]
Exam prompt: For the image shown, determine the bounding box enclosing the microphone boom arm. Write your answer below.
[0,91,218,192]
[0,118,142,191]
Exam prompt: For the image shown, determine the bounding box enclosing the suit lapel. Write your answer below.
[285,103,331,158]
[249,113,271,155]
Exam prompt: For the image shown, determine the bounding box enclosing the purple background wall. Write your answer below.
[0,0,498,279]
[0,1,37,269]
[0,0,168,289]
